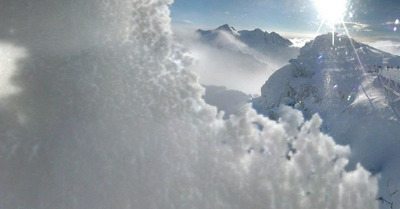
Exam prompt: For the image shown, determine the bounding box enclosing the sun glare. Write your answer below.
[313,0,348,26]
[312,0,348,45]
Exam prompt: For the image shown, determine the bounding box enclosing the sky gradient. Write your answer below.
[170,0,400,40]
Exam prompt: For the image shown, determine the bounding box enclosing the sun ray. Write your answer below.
[341,21,377,112]
[310,19,325,48]
[312,0,376,112]
[341,21,365,73]
[313,0,348,45]
[332,27,335,45]
[313,0,347,26]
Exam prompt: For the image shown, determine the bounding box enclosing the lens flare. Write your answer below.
[313,0,348,25]
[312,0,348,45]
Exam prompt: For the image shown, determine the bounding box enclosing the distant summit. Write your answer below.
[237,27,292,47]
[216,24,237,32]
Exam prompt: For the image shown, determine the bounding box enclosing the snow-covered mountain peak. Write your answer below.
[216,24,238,34]
[270,31,293,47]
[253,33,400,181]
[253,33,400,114]
[253,28,264,33]
[297,33,396,69]
[216,24,231,30]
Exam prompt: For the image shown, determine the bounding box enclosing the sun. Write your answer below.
[313,0,348,26]
[312,0,348,45]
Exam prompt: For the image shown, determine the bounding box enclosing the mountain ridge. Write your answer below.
[197,23,293,47]
[196,24,298,64]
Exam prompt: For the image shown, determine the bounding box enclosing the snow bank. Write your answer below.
[0,0,377,209]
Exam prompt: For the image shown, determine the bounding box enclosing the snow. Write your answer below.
[254,33,400,208]
[380,68,400,82]
[0,1,378,209]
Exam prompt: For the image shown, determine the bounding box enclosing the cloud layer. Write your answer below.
[368,40,400,56]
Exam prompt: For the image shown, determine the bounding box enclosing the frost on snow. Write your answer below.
[0,0,377,209]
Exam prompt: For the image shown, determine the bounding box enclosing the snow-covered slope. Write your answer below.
[253,33,400,207]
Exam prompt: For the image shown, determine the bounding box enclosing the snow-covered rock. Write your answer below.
[253,33,400,121]
[253,33,400,207]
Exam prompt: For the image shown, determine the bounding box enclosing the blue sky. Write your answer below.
[170,0,400,40]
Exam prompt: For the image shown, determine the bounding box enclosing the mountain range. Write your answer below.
[183,24,301,95]
[197,24,298,64]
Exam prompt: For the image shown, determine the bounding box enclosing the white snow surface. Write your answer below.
[253,33,400,208]
[0,1,378,209]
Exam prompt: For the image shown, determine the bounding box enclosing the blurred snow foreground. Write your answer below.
[0,0,377,208]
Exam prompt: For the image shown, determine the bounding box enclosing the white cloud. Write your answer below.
[344,22,372,32]
[289,37,311,48]
[0,43,26,98]
[384,21,395,25]
[383,19,399,25]
[368,40,400,56]
[183,19,193,24]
